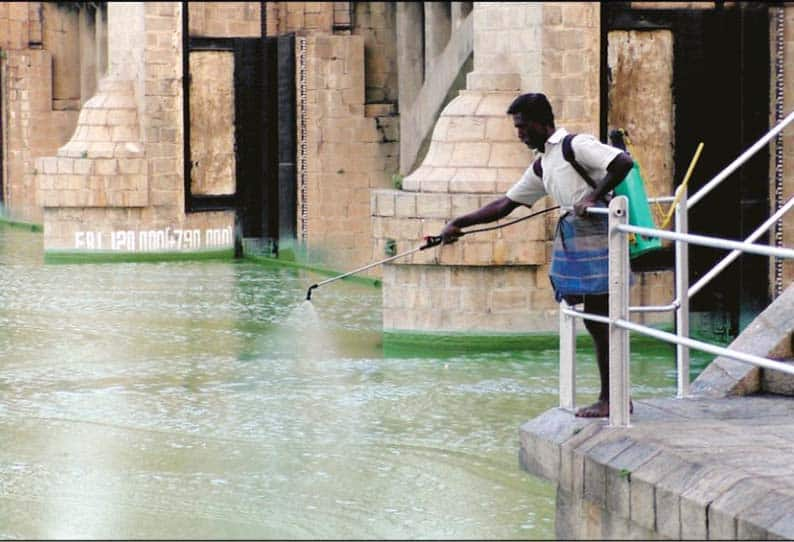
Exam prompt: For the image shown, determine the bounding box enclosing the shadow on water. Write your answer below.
[0,225,706,539]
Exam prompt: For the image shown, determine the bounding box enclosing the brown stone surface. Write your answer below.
[188,2,261,38]
[42,3,81,105]
[352,2,397,105]
[542,3,600,136]
[188,51,235,196]
[302,34,397,271]
[607,29,674,224]
[381,263,558,333]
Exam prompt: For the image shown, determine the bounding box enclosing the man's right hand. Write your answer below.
[438,196,520,245]
[440,223,463,244]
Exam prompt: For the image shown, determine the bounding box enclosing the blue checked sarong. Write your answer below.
[549,210,609,303]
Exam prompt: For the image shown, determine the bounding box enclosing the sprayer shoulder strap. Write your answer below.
[532,157,543,178]
[561,133,598,190]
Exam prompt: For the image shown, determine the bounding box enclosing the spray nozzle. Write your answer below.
[306,284,318,301]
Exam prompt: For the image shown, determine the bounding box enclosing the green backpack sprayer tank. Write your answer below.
[562,130,662,260]
[610,130,663,259]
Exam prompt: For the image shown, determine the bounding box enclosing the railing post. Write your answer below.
[559,299,576,411]
[675,189,690,397]
[608,196,631,427]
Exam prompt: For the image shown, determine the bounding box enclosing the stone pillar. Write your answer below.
[79,7,97,106]
[95,4,108,80]
[396,1,423,109]
[373,2,603,336]
[107,2,145,117]
[28,2,42,45]
[468,2,542,92]
[451,2,464,28]
[36,2,235,255]
[424,2,451,73]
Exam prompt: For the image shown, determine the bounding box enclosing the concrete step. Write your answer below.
[691,284,793,397]
[761,358,794,396]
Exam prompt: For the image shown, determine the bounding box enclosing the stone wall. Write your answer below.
[36,2,234,254]
[352,2,398,105]
[301,33,398,270]
[270,2,334,35]
[380,263,559,333]
[0,3,81,224]
[470,2,543,92]
[41,2,81,110]
[0,2,35,50]
[188,2,261,37]
[541,3,600,143]
[374,3,602,335]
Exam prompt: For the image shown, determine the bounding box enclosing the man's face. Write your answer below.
[512,113,548,151]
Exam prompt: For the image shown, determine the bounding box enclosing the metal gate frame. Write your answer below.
[599,2,771,337]
[180,4,296,247]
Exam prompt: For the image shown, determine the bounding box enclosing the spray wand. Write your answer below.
[305,235,441,300]
[305,205,560,301]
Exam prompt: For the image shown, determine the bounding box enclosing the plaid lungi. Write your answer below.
[549,210,610,303]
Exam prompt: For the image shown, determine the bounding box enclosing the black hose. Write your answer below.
[457,205,560,236]
[305,205,559,300]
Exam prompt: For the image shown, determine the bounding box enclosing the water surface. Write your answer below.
[0,225,689,539]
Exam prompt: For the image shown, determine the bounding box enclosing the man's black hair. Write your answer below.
[506,93,555,126]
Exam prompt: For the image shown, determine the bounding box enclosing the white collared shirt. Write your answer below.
[505,128,622,208]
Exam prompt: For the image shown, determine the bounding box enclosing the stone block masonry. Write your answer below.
[35,3,234,254]
[372,86,558,334]
[301,34,398,271]
[36,79,148,211]
[381,263,559,334]
[3,47,79,224]
[188,2,261,38]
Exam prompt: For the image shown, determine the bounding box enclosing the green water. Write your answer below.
[0,225,703,539]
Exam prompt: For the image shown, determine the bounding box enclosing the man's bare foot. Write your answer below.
[574,399,634,418]
[575,400,609,418]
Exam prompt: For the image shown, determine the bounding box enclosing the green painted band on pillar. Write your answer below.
[44,248,235,264]
[0,217,43,232]
[382,326,679,357]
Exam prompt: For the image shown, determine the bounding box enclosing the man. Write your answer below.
[440,93,633,417]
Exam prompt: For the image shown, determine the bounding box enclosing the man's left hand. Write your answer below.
[573,196,597,217]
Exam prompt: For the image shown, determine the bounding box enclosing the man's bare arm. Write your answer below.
[441,196,521,243]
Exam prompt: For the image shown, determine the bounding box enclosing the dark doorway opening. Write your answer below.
[602,2,770,339]
[182,10,296,255]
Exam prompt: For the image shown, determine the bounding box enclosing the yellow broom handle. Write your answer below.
[660,142,704,230]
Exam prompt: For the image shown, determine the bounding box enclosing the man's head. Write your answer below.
[506,93,555,151]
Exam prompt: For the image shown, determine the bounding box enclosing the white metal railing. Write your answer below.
[559,111,794,427]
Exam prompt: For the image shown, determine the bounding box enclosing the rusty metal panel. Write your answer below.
[189,50,236,196]
[607,29,674,224]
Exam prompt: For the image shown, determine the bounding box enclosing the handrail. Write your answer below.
[688,196,794,298]
[615,319,794,376]
[558,196,794,427]
[688,110,794,208]
[617,223,794,259]
[558,114,794,427]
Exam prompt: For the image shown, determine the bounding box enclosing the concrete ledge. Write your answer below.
[520,396,794,539]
